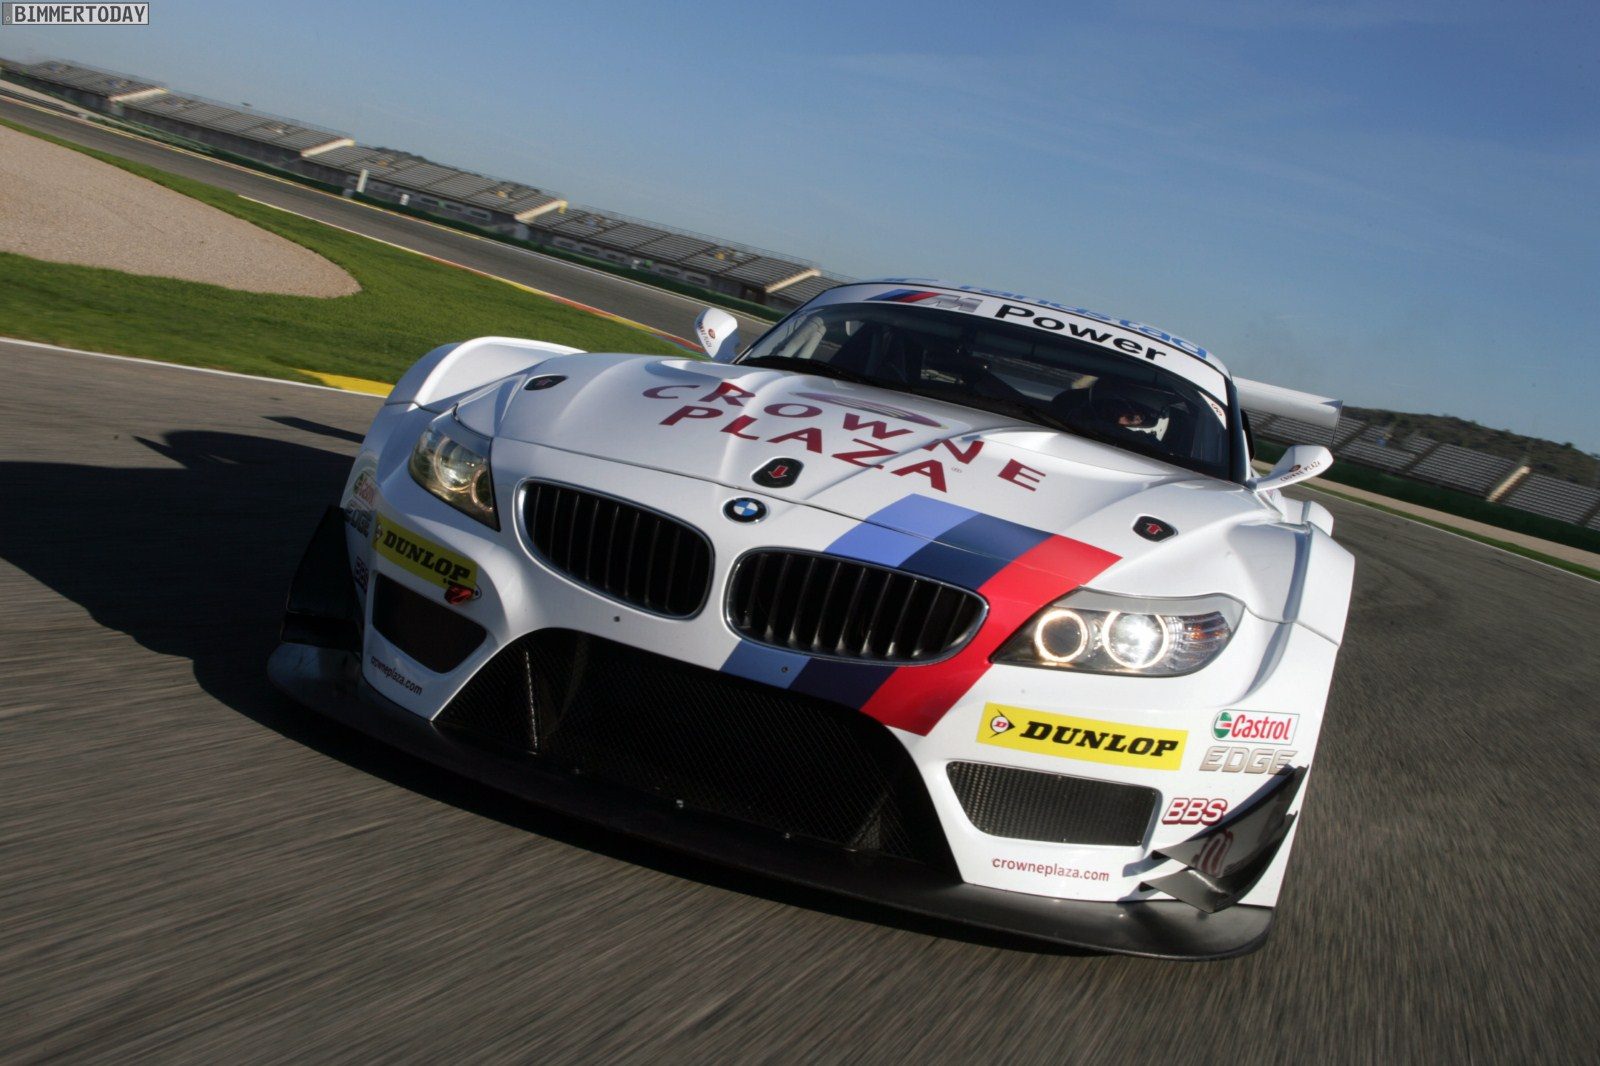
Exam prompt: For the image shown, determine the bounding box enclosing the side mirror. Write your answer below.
[1251,444,1333,494]
[694,308,740,362]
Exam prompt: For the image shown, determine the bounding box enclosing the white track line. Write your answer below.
[0,336,380,398]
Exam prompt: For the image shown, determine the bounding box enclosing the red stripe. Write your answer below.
[859,535,1120,735]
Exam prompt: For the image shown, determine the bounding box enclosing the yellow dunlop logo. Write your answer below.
[978,703,1186,771]
[373,514,478,593]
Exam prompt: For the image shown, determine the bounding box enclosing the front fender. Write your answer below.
[387,336,584,410]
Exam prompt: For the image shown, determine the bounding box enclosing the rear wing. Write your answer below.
[1233,377,1343,431]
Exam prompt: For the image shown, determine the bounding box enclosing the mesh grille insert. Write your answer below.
[727,550,985,662]
[435,630,954,870]
[522,482,711,617]
[947,761,1158,847]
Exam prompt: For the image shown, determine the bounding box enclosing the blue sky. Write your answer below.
[6,0,1598,450]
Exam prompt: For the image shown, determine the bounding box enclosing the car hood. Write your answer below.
[460,354,1285,604]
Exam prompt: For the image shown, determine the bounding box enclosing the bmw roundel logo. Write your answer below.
[724,497,767,523]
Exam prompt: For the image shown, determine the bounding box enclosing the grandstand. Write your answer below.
[0,59,165,110]
[123,94,352,166]
[1406,444,1518,496]
[468,196,831,300]
[527,208,817,302]
[1499,475,1600,527]
[294,146,564,234]
[1251,413,1600,528]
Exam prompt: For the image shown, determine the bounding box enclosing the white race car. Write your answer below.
[271,279,1354,959]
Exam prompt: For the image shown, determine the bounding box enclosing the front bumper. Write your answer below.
[269,639,1273,959]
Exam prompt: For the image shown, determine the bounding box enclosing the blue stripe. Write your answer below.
[936,513,1051,564]
[791,659,897,706]
[898,540,1009,589]
[821,493,975,567]
[721,640,810,689]
[825,523,927,568]
[857,493,978,540]
[861,509,1051,590]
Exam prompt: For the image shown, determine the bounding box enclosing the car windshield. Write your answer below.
[739,301,1235,480]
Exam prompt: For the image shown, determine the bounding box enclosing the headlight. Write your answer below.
[408,409,498,528]
[994,591,1242,676]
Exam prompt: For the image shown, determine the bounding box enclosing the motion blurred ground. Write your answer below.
[0,123,357,297]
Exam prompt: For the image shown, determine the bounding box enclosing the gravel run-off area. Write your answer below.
[0,123,358,297]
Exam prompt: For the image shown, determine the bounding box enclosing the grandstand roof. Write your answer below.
[4,59,165,102]
[680,248,755,276]
[597,222,671,250]
[125,93,352,155]
[633,233,715,262]
[304,146,563,219]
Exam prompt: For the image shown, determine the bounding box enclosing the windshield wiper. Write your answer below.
[739,354,876,385]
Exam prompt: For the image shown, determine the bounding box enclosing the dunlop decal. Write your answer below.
[979,703,1185,770]
[373,514,479,594]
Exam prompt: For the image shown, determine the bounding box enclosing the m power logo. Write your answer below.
[373,514,479,595]
[979,703,1186,770]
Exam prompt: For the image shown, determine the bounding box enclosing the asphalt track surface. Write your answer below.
[3,339,1597,1062]
[0,96,774,344]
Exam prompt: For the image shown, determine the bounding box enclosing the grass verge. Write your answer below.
[0,117,687,386]
[12,88,787,322]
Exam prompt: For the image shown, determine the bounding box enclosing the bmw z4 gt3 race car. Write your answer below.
[270,279,1354,959]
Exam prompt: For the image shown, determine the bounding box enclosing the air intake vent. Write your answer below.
[435,630,955,872]
[947,762,1158,847]
[370,574,486,673]
[523,482,711,617]
[727,550,984,662]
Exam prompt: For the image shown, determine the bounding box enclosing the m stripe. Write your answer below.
[715,494,1119,734]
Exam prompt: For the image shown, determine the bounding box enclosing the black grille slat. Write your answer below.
[560,488,583,572]
[881,574,921,660]
[522,483,711,617]
[909,584,944,659]
[862,569,899,659]
[436,630,955,871]
[832,564,867,657]
[766,553,798,644]
[786,554,821,650]
[728,550,984,664]
[619,508,642,603]
[812,558,848,653]
[946,762,1158,847]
